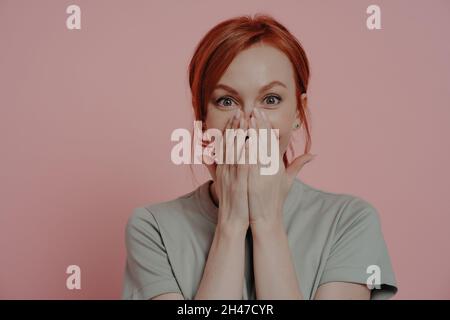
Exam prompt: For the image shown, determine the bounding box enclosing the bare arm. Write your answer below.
[151,292,184,300]
[314,282,370,299]
[194,223,247,299]
[150,223,247,300]
[251,220,371,300]
[152,113,250,300]
[151,279,370,300]
[193,112,250,299]
[252,221,303,299]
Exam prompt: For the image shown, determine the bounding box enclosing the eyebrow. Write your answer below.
[213,80,287,95]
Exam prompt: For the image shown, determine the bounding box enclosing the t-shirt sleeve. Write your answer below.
[122,206,183,300]
[319,199,398,299]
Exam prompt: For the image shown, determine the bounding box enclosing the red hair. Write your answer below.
[188,14,312,167]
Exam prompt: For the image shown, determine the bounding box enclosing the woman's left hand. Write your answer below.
[247,108,315,229]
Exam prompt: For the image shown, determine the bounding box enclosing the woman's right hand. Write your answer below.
[213,109,250,233]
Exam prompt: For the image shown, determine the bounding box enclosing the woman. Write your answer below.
[121,14,398,300]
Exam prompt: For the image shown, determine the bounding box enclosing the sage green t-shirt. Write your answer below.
[121,177,398,300]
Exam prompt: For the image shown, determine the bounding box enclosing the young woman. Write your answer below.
[122,14,398,300]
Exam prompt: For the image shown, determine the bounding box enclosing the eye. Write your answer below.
[263,94,282,105]
[215,96,238,108]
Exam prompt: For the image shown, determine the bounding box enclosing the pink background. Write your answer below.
[1,0,449,299]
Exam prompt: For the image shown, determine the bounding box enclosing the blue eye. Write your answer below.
[215,96,237,108]
[264,94,282,105]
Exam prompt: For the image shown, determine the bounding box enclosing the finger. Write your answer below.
[256,108,275,154]
[236,116,249,182]
[248,111,260,170]
[253,108,269,167]
[233,111,242,164]
[260,108,279,140]
[253,108,269,130]
[237,115,248,165]
[285,153,317,181]
[229,110,241,176]
[248,112,258,166]
[220,111,237,165]
[238,137,250,178]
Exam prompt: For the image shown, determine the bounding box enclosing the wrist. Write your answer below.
[216,220,249,239]
[250,219,285,238]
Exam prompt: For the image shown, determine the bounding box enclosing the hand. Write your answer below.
[247,108,316,229]
[213,110,250,232]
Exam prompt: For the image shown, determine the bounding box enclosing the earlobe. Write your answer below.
[293,109,301,130]
[292,93,307,129]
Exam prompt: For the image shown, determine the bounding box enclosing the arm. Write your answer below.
[314,282,370,299]
[150,222,247,300]
[251,220,371,300]
[251,220,303,299]
[193,112,250,300]
[151,292,184,300]
[248,109,371,300]
[194,222,247,299]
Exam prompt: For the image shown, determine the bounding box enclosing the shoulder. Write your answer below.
[294,178,381,229]
[125,188,199,235]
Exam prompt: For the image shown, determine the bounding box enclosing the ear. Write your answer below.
[292,93,307,128]
[294,108,300,125]
[297,93,308,124]
[300,93,308,110]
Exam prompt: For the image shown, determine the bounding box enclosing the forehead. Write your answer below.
[217,43,296,91]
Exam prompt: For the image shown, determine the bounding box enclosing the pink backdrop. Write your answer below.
[1,0,449,299]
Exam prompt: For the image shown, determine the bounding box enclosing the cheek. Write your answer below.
[278,128,293,153]
[266,112,294,152]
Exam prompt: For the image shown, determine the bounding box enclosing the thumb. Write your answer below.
[285,153,316,180]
